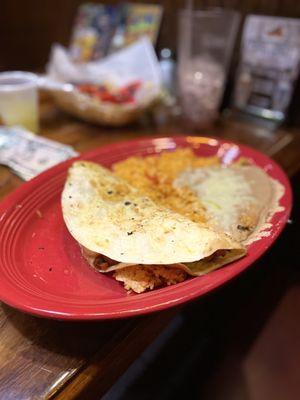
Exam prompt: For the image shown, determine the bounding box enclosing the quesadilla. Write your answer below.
[62,161,246,292]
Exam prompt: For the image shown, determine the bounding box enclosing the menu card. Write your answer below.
[122,3,163,47]
[233,15,300,122]
[69,2,163,61]
[70,3,120,62]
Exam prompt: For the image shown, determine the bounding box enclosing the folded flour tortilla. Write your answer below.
[62,161,245,287]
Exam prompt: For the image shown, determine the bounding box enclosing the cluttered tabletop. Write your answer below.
[1,2,300,399]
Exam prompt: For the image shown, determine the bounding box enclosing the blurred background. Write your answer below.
[1,0,300,71]
[2,0,300,127]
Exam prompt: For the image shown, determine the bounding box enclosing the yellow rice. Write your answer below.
[113,148,220,224]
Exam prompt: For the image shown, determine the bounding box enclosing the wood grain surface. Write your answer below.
[0,98,299,400]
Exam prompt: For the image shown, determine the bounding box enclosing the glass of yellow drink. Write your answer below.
[0,71,39,132]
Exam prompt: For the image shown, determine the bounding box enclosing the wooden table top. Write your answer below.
[0,100,300,400]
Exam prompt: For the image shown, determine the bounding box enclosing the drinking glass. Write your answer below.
[0,71,39,132]
[178,9,240,128]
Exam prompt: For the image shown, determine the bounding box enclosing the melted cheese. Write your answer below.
[175,167,260,237]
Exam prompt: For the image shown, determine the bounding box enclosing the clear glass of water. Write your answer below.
[0,71,39,132]
[177,9,240,129]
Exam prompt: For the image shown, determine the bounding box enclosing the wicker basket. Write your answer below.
[51,89,158,127]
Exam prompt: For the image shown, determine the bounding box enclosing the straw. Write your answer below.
[185,0,193,59]
[186,0,193,14]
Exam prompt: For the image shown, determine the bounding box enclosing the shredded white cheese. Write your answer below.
[175,167,257,235]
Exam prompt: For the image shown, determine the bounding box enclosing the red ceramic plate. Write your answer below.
[0,137,292,320]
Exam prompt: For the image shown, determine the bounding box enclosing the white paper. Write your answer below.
[46,37,162,89]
